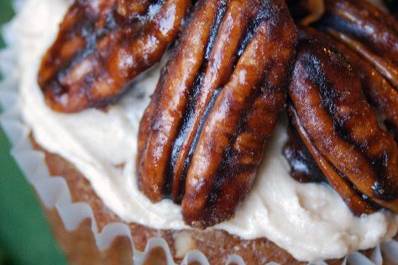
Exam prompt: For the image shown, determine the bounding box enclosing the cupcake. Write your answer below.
[1,0,398,264]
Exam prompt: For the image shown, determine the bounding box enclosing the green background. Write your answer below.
[0,0,67,264]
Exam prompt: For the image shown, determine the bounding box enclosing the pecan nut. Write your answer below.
[286,27,398,215]
[319,0,398,141]
[137,0,297,227]
[38,0,190,112]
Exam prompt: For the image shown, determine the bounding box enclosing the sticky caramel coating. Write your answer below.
[285,0,398,216]
[318,0,398,141]
[38,0,190,112]
[324,0,398,61]
[288,106,378,215]
[288,31,398,213]
[320,0,398,88]
[138,0,297,227]
[324,31,398,142]
[138,0,225,203]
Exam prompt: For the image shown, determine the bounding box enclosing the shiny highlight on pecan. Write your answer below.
[137,0,297,227]
[283,0,398,216]
[286,28,398,215]
[318,0,398,141]
[324,0,398,85]
[38,0,190,112]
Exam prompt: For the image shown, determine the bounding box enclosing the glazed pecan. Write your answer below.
[138,0,297,227]
[320,0,398,89]
[317,0,398,141]
[286,27,398,215]
[283,0,398,216]
[38,0,190,112]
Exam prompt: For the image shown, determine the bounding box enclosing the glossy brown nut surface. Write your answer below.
[284,0,398,216]
[320,0,398,88]
[317,0,398,141]
[38,0,190,112]
[325,32,398,143]
[138,0,297,228]
[287,29,398,214]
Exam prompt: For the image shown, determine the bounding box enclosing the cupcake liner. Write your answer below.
[1,1,398,265]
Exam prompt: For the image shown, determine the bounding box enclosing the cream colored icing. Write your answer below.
[12,0,398,262]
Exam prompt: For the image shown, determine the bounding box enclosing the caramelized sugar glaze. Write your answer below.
[38,0,190,112]
[37,0,398,228]
[285,0,398,215]
[137,0,297,227]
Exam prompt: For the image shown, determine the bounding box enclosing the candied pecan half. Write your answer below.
[38,0,190,112]
[315,0,398,140]
[327,34,398,143]
[320,0,398,89]
[138,0,297,227]
[287,29,398,215]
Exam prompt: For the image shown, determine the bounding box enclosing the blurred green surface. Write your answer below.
[0,0,12,47]
[0,0,67,264]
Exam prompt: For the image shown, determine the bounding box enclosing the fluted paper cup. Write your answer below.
[1,1,398,264]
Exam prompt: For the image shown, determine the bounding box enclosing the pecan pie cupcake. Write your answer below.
[2,0,398,264]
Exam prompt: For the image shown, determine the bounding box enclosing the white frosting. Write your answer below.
[12,0,398,262]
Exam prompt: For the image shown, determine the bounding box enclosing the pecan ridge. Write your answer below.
[285,1,398,213]
[38,0,190,112]
[138,0,297,228]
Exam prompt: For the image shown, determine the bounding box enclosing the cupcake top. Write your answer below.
[10,0,398,262]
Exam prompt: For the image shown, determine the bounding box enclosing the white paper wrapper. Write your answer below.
[1,1,398,265]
